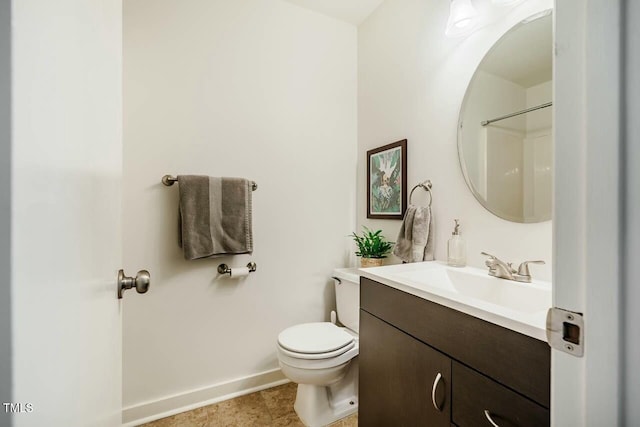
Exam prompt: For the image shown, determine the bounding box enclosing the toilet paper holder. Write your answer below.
[217,262,257,276]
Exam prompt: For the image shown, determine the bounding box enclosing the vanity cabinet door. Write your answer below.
[452,362,549,427]
[359,310,451,427]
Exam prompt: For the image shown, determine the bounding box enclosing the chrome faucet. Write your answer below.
[515,260,546,282]
[481,252,545,283]
[481,252,516,280]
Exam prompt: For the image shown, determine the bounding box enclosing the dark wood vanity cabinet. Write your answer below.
[360,311,451,427]
[359,277,551,427]
[451,362,548,427]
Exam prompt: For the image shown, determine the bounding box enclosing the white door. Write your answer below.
[11,1,125,426]
[553,0,628,425]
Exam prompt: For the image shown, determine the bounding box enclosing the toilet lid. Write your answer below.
[278,322,354,355]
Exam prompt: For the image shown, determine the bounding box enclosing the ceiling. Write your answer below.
[283,0,384,25]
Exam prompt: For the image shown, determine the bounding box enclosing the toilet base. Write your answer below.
[293,359,358,427]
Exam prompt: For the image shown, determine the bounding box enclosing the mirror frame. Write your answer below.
[456,9,553,224]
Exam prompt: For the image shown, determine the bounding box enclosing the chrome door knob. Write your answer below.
[117,269,150,299]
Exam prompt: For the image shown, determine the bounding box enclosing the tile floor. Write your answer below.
[140,382,358,427]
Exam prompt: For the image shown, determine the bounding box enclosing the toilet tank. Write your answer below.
[332,268,361,333]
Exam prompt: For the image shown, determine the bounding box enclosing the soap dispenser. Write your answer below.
[447,219,466,267]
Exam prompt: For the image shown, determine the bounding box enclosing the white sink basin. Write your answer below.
[394,267,551,314]
[358,261,552,341]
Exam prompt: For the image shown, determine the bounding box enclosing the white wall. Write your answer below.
[122,0,357,421]
[357,0,553,280]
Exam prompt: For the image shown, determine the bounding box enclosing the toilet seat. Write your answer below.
[277,342,359,370]
[277,322,359,370]
[278,322,354,356]
[278,340,355,360]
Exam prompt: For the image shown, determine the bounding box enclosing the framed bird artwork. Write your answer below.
[367,139,407,219]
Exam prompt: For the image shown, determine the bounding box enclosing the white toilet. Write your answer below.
[276,268,361,427]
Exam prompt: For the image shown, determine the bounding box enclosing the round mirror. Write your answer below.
[458,12,553,223]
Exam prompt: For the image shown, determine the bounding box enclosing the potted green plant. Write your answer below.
[350,227,394,267]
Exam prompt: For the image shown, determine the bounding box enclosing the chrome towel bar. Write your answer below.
[162,175,258,191]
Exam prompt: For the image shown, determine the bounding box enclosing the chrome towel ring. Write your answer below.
[409,180,433,207]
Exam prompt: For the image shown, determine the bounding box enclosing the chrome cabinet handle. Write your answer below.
[484,410,500,427]
[431,372,443,411]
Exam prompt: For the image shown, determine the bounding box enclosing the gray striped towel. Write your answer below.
[178,175,253,260]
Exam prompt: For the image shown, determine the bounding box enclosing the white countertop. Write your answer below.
[357,261,551,342]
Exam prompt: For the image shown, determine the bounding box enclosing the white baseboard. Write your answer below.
[122,368,289,426]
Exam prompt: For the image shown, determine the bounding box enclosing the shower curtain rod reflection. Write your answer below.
[481,101,552,127]
[161,175,258,191]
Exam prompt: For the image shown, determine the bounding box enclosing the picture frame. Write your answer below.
[367,139,407,219]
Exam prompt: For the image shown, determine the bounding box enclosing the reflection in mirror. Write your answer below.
[458,12,552,223]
